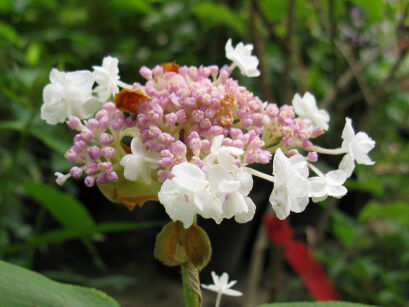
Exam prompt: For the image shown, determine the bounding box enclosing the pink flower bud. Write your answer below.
[70,166,82,179]
[88,146,101,160]
[139,66,152,80]
[107,171,119,182]
[101,147,116,159]
[80,130,93,142]
[66,116,82,131]
[171,141,186,156]
[307,151,319,162]
[84,176,95,187]
[96,173,108,184]
[99,133,114,145]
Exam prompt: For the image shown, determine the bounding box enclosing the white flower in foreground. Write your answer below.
[309,170,348,202]
[203,164,255,224]
[202,271,242,298]
[225,38,260,77]
[158,162,221,228]
[41,68,98,125]
[292,92,330,130]
[93,56,120,101]
[269,149,310,220]
[120,135,159,184]
[339,117,375,177]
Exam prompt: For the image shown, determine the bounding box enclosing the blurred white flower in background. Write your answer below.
[202,271,242,307]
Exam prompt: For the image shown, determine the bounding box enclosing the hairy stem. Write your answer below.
[181,262,201,307]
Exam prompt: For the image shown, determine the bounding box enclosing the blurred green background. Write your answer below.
[1,0,409,306]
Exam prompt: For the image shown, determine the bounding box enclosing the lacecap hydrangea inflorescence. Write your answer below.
[41,39,375,228]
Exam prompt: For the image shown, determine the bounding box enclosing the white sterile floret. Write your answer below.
[292,92,330,130]
[93,56,120,102]
[309,170,348,202]
[206,135,244,171]
[201,271,242,297]
[203,164,255,224]
[120,135,159,184]
[41,69,98,125]
[225,38,260,77]
[269,148,310,220]
[339,117,376,177]
[158,162,221,228]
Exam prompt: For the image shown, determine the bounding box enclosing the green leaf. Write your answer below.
[31,127,71,156]
[331,211,358,247]
[110,0,151,14]
[258,302,379,307]
[0,120,24,132]
[0,220,164,255]
[350,0,383,21]
[358,201,409,227]
[257,0,286,22]
[22,182,95,229]
[25,42,42,66]
[193,3,246,36]
[0,21,20,46]
[0,260,119,307]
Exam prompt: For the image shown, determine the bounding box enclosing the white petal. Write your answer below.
[327,185,348,198]
[120,154,142,181]
[158,180,197,228]
[309,177,327,197]
[222,192,248,219]
[234,168,253,195]
[40,97,67,125]
[326,170,347,185]
[222,288,243,296]
[339,153,355,177]
[287,172,310,198]
[172,162,207,191]
[234,197,256,223]
[269,187,291,220]
[289,195,309,213]
[342,117,355,142]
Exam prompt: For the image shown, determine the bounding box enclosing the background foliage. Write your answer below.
[1,0,409,306]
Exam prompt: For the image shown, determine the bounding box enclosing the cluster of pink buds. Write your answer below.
[42,39,375,227]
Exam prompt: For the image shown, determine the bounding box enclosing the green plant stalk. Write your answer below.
[181,263,201,307]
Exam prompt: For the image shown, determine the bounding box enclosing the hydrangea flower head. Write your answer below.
[41,39,376,227]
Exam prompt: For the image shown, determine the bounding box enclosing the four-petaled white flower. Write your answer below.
[309,170,348,202]
[158,162,221,228]
[93,56,121,101]
[269,148,310,220]
[202,271,242,299]
[292,92,330,131]
[339,117,375,177]
[203,164,256,224]
[120,134,160,184]
[225,39,260,77]
[41,68,98,125]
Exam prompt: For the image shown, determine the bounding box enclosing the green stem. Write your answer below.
[215,292,222,307]
[181,262,201,307]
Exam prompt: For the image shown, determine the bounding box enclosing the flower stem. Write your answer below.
[246,167,275,183]
[117,80,133,89]
[311,145,345,155]
[215,292,222,307]
[181,262,201,307]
